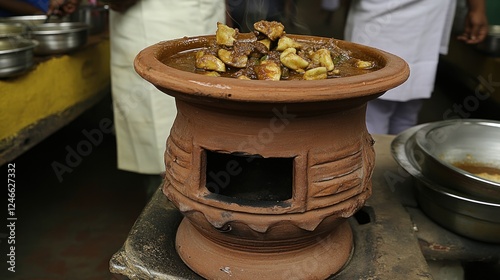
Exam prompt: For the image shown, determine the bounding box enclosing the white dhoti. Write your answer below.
[345,0,456,102]
[344,0,456,134]
[110,0,226,174]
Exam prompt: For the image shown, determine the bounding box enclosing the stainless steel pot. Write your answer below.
[415,119,500,203]
[0,15,51,27]
[415,178,500,244]
[0,37,37,78]
[29,22,89,55]
[391,123,500,243]
[0,22,28,38]
[476,25,500,56]
[70,5,108,35]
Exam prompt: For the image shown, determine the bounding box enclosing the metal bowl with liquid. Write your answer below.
[392,121,500,243]
[414,119,500,203]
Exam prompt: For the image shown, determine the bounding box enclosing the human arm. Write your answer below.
[0,0,45,15]
[457,0,488,44]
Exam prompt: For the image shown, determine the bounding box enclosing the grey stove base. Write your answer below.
[109,186,431,280]
[109,135,500,279]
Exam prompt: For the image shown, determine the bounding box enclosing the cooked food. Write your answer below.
[167,20,379,80]
[453,162,500,183]
[280,47,309,71]
[216,22,237,47]
[253,20,285,41]
[475,172,500,183]
[195,51,226,72]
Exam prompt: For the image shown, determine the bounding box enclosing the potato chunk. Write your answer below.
[254,60,281,81]
[257,39,272,51]
[217,49,248,68]
[253,20,284,41]
[237,75,251,80]
[276,36,302,51]
[280,48,309,71]
[355,59,374,69]
[216,22,237,47]
[303,67,328,80]
[196,51,226,72]
[203,71,221,77]
[310,49,334,71]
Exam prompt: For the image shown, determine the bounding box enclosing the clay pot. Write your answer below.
[134,35,409,280]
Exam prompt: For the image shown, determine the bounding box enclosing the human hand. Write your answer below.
[48,0,81,16]
[457,0,488,44]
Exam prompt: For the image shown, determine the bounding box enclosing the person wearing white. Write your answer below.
[344,0,487,134]
[321,0,340,25]
[109,0,226,177]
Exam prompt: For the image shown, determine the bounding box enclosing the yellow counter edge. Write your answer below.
[0,38,111,163]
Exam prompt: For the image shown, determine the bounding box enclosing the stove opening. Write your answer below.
[353,206,374,225]
[205,151,293,204]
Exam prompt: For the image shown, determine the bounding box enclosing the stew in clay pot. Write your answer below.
[166,20,380,81]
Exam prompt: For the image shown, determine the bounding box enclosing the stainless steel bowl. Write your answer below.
[476,25,500,56]
[415,177,500,244]
[414,119,500,203]
[29,22,89,55]
[0,22,28,38]
[0,37,37,78]
[70,5,108,35]
[0,15,48,27]
[392,124,500,243]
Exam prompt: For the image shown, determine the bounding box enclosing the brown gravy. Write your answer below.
[453,162,500,183]
[166,49,378,80]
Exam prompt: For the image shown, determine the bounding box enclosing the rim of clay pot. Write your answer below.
[134,34,409,103]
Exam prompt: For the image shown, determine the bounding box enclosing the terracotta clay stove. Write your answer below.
[134,35,409,280]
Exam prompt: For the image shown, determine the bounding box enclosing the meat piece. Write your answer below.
[218,49,248,68]
[256,39,271,52]
[253,20,285,41]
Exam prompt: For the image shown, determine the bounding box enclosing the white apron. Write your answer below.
[110,0,225,174]
[344,0,456,102]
